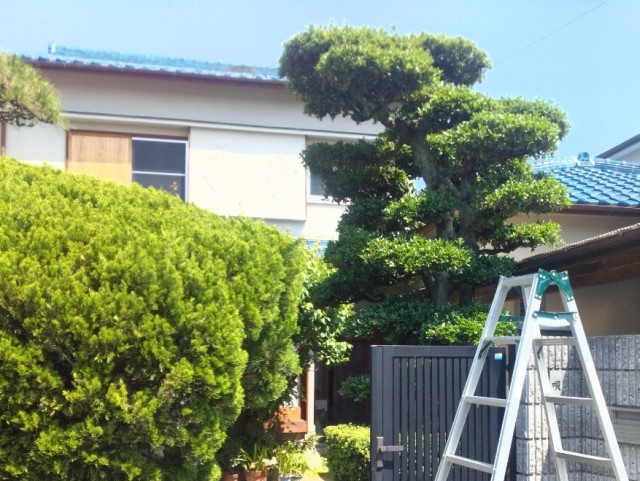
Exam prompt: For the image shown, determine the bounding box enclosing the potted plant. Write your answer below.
[274,441,308,481]
[233,444,273,481]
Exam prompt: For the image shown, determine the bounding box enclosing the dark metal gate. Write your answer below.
[371,345,511,481]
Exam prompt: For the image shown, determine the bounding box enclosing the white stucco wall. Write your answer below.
[5,123,66,169]
[40,69,381,137]
[302,202,347,241]
[188,128,307,220]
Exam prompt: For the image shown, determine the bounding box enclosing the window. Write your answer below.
[132,138,186,200]
[67,131,187,200]
[308,169,328,201]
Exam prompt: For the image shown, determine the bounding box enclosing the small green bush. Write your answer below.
[338,374,371,402]
[0,158,305,481]
[324,424,370,481]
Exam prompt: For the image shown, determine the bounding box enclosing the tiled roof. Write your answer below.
[22,44,283,83]
[531,157,640,208]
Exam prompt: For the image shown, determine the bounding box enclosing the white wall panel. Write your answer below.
[5,124,66,168]
[188,128,307,220]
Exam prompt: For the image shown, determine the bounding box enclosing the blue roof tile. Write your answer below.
[532,157,640,208]
[22,44,283,83]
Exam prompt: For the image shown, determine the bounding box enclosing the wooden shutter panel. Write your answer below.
[67,131,132,185]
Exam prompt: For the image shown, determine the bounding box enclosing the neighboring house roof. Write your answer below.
[531,156,640,208]
[515,221,640,288]
[598,134,640,159]
[22,44,283,84]
[518,221,640,269]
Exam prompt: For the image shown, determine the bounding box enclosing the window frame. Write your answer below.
[306,168,334,204]
[131,136,189,201]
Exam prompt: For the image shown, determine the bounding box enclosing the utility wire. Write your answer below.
[496,1,609,65]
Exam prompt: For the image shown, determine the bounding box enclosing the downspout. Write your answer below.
[0,122,6,156]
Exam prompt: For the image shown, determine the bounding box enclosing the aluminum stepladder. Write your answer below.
[434,269,628,481]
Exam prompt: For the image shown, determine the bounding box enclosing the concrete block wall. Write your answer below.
[516,335,640,481]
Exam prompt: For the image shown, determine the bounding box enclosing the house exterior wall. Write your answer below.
[6,123,67,169]
[618,149,640,163]
[517,335,640,481]
[188,128,306,220]
[541,278,640,337]
[3,67,377,242]
[605,146,640,164]
[39,69,375,136]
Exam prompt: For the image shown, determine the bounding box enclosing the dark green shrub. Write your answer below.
[338,374,371,402]
[0,158,305,481]
[324,424,370,481]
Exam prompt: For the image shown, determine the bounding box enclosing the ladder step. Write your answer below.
[465,395,508,408]
[446,454,494,474]
[555,450,612,468]
[484,335,520,346]
[534,311,576,321]
[544,395,593,406]
[533,338,577,347]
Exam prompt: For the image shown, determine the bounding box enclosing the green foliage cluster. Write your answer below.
[295,246,352,367]
[346,299,515,345]
[281,26,571,344]
[338,374,371,402]
[0,158,305,481]
[0,53,63,126]
[323,424,370,481]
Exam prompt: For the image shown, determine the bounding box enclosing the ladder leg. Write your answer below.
[490,303,541,481]
[434,278,514,481]
[564,306,629,481]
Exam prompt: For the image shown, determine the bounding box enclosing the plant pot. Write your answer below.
[279,476,302,481]
[222,473,239,481]
[245,470,268,481]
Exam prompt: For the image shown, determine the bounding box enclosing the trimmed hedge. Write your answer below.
[324,424,370,481]
[0,158,305,481]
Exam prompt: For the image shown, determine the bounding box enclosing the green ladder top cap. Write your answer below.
[536,269,574,300]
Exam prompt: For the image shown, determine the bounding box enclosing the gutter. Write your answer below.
[561,204,640,217]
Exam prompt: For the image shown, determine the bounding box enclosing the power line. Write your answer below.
[496,1,609,65]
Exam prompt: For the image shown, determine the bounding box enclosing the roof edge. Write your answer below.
[21,44,285,85]
[517,222,640,273]
[29,59,287,87]
[598,133,640,158]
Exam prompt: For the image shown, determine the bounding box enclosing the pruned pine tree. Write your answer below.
[0,52,63,127]
[280,26,570,344]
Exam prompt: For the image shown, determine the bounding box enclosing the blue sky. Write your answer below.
[1,0,637,158]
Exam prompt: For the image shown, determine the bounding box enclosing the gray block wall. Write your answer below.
[516,335,640,481]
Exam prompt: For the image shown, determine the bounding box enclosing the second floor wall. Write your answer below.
[3,66,382,242]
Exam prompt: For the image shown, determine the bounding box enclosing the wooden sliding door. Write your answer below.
[67,131,132,185]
